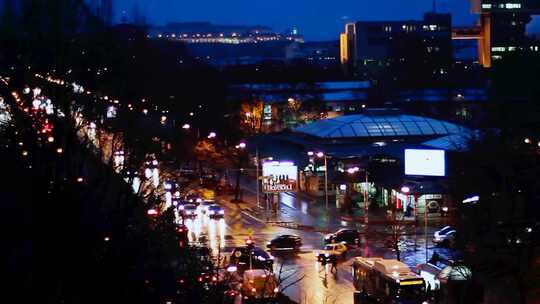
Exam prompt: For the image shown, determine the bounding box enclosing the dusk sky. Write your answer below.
[114,0,540,40]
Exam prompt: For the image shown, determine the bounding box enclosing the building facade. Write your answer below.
[340,13,452,75]
[465,0,540,67]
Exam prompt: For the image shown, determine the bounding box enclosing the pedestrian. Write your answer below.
[330,255,338,273]
[320,255,327,272]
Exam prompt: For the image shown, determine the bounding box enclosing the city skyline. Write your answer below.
[114,0,483,40]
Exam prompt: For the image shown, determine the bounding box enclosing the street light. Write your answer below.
[234,142,246,202]
[308,151,329,209]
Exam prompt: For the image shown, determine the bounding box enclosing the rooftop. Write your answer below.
[294,114,471,139]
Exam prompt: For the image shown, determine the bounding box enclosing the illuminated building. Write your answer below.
[340,23,357,71]
[459,0,540,67]
[150,22,303,44]
[339,13,452,75]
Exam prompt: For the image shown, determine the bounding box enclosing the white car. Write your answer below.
[198,200,213,214]
[433,226,456,246]
[316,243,348,260]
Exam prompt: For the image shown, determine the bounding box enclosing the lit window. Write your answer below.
[482,4,492,9]
[506,3,521,9]
[492,47,506,52]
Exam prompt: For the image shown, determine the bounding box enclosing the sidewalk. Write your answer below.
[224,174,450,233]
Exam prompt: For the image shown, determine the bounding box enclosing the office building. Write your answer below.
[461,0,540,67]
[340,13,452,75]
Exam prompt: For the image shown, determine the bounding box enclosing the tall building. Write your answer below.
[340,23,357,67]
[468,0,540,67]
[340,13,452,75]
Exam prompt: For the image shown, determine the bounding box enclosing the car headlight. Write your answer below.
[267,241,271,245]
[186,211,191,214]
[219,210,225,214]
[442,207,449,212]
[209,211,215,215]
[325,253,330,257]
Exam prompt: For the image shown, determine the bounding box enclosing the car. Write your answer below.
[433,226,456,246]
[198,200,214,214]
[181,204,198,218]
[241,269,279,300]
[230,246,274,272]
[208,204,225,219]
[185,194,203,204]
[266,235,302,252]
[316,243,348,261]
[324,228,360,245]
[176,224,189,245]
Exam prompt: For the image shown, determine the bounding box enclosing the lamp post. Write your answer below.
[255,147,260,209]
[308,151,329,210]
[234,142,246,202]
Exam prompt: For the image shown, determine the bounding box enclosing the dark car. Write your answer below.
[230,246,273,272]
[266,235,302,252]
[324,228,360,245]
[207,204,225,219]
[181,204,198,218]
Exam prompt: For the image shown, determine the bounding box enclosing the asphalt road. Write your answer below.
[175,198,454,304]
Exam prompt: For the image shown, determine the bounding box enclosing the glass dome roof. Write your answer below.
[294,114,470,139]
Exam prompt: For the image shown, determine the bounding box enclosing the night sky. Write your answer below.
[114,0,539,40]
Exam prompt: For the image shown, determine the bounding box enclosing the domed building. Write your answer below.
[273,111,476,214]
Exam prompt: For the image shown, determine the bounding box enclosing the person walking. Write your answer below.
[329,255,338,273]
[320,255,328,273]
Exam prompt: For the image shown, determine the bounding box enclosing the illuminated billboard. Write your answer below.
[404,149,445,177]
[262,161,298,193]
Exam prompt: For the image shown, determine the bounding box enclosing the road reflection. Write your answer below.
[183,215,226,255]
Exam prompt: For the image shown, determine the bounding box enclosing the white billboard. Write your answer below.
[262,161,298,193]
[404,149,445,177]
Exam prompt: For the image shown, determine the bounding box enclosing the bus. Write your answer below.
[352,257,428,304]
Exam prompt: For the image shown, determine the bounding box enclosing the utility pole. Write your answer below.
[425,202,428,262]
[324,155,329,210]
[255,147,260,209]
[364,170,369,223]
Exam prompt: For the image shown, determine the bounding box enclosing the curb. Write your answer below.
[341,215,418,225]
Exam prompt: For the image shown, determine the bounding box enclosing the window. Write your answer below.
[506,3,521,9]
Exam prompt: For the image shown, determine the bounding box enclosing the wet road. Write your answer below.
[174,196,455,304]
